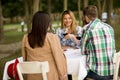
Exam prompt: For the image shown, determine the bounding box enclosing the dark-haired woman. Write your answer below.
[22,11,68,80]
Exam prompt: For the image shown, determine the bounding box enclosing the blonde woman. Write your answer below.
[56,10,83,80]
[56,10,83,50]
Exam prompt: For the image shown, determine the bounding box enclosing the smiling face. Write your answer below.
[63,14,72,28]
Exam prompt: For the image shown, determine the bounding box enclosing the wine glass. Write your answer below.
[62,28,68,36]
[76,35,81,40]
[76,27,82,40]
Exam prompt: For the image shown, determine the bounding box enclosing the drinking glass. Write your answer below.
[63,28,68,36]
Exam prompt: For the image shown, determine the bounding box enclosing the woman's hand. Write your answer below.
[62,46,75,51]
[64,34,78,45]
[59,74,68,80]
[64,34,75,39]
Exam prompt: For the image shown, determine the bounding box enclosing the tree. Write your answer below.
[33,0,40,14]
[77,0,81,25]
[39,0,42,11]
[25,0,41,33]
[0,0,3,42]
[107,0,113,25]
[96,0,106,19]
[83,0,88,8]
[48,0,51,18]
[64,0,67,11]
[24,0,33,33]
[2,0,24,23]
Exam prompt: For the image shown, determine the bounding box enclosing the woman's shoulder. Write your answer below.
[22,34,28,41]
[56,27,63,34]
[56,27,62,31]
[22,34,28,46]
[46,33,59,42]
[47,33,58,38]
[76,26,83,31]
[76,26,82,28]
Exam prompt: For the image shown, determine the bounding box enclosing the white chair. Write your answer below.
[17,61,49,80]
[113,51,120,80]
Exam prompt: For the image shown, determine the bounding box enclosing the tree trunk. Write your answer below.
[83,0,88,8]
[48,0,52,18]
[33,0,39,14]
[24,0,33,33]
[64,0,67,11]
[107,0,113,25]
[0,0,3,42]
[24,0,34,33]
[77,0,81,25]
[39,0,42,11]
[96,0,106,19]
[96,0,102,19]
[101,0,106,13]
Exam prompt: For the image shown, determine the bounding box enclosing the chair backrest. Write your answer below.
[17,61,49,80]
[113,51,120,80]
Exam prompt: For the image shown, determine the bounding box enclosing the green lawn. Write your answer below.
[113,24,120,52]
[3,31,25,44]
[1,24,26,44]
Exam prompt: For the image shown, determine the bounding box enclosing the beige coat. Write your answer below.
[22,33,68,80]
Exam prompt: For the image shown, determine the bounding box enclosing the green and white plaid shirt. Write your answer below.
[81,19,116,76]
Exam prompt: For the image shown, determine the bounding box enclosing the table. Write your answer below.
[3,49,87,80]
[3,57,23,80]
[64,49,87,80]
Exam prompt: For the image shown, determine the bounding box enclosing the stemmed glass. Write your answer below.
[76,34,81,40]
[76,28,81,40]
[62,28,68,36]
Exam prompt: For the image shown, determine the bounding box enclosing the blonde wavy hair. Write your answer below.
[61,10,78,34]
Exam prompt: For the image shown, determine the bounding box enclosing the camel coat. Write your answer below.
[22,33,68,80]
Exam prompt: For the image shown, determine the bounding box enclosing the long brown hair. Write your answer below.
[61,10,78,34]
[28,11,51,48]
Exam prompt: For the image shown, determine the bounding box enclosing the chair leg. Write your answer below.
[68,74,72,80]
[42,66,48,80]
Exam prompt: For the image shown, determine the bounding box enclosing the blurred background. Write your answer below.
[0,0,120,79]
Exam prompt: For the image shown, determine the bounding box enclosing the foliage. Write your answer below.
[113,0,120,8]
[1,0,120,19]
[51,0,63,12]
[113,24,120,52]
[88,0,96,5]
[1,0,25,18]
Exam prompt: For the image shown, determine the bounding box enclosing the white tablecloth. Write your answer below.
[3,57,23,80]
[64,49,87,80]
[3,49,87,80]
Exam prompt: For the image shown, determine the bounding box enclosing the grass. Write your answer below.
[1,24,26,44]
[0,22,120,80]
[3,23,27,30]
[3,31,25,44]
[114,25,120,52]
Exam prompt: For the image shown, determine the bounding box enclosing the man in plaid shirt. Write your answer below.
[81,5,116,80]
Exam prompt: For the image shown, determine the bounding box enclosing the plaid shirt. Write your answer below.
[56,26,82,48]
[81,19,116,76]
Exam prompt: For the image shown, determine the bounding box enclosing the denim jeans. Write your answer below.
[84,70,113,80]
